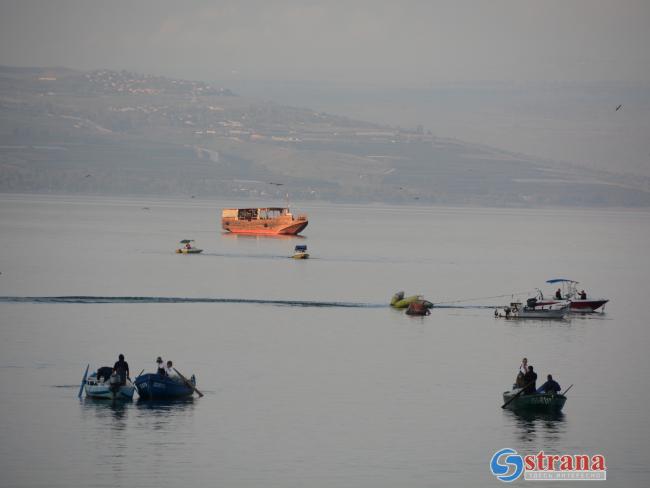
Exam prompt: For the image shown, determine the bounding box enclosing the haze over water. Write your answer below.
[1,194,649,487]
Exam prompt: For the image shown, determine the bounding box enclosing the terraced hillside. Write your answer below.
[1,66,648,206]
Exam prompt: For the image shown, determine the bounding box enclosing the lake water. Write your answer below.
[1,194,649,487]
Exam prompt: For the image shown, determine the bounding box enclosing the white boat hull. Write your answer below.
[496,301,570,319]
[85,382,135,400]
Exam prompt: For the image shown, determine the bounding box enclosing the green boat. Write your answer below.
[502,388,567,412]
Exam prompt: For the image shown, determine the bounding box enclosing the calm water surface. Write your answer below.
[0,194,649,487]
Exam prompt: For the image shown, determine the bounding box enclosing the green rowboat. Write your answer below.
[502,389,567,412]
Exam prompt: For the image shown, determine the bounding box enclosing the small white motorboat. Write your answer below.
[292,245,309,259]
[84,366,135,400]
[176,239,203,254]
[495,298,570,319]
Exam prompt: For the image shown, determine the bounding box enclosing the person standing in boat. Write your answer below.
[156,357,166,376]
[555,288,563,299]
[580,289,587,300]
[522,365,538,395]
[519,357,528,374]
[112,354,129,385]
[537,374,561,394]
[515,357,528,387]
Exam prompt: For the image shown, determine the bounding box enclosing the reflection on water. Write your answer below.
[135,397,196,413]
[81,397,131,428]
[506,410,567,446]
[134,399,197,435]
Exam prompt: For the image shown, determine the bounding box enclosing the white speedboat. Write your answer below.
[84,366,135,400]
[495,298,570,319]
[535,279,609,312]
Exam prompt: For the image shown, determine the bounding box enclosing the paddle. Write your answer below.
[173,368,204,398]
[560,384,573,396]
[501,381,534,409]
[130,369,144,383]
[77,364,89,399]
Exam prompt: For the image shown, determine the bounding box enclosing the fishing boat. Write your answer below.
[535,279,609,312]
[502,388,567,412]
[84,366,135,400]
[495,298,570,319]
[221,207,308,236]
[390,291,433,309]
[292,245,309,259]
[175,239,203,254]
[134,373,198,400]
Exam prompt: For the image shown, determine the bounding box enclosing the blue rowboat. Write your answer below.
[134,373,196,400]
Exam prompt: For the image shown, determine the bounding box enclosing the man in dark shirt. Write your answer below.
[522,365,537,394]
[113,354,129,385]
[537,374,561,394]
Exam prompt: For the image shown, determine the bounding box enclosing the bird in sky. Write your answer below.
[615,104,622,111]
[268,182,284,186]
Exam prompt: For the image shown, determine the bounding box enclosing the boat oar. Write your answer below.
[131,369,144,382]
[560,384,574,396]
[77,364,89,399]
[501,381,534,409]
[173,368,204,398]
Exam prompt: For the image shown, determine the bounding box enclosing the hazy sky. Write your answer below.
[1,0,649,84]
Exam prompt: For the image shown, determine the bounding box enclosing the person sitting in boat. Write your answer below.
[537,374,561,394]
[165,360,176,378]
[112,354,129,385]
[185,242,192,250]
[156,357,166,376]
[579,289,587,300]
[522,365,537,395]
[555,288,562,299]
[514,371,525,388]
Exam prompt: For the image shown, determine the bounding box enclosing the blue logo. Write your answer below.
[490,448,524,482]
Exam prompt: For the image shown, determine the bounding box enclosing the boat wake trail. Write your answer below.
[0,296,384,308]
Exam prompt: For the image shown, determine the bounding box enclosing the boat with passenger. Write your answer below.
[502,388,567,412]
[535,278,609,312]
[175,239,203,254]
[221,207,308,236]
[84,366,135,400]
[134,372,199,400]
[292,245,309,259]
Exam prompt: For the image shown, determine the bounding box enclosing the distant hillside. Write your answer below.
[1,66,649,206]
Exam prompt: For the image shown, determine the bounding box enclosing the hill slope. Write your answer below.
[1,66,649,206]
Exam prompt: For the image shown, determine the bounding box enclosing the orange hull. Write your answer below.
[222,208,308,235]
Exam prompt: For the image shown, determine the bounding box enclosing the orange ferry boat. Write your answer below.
[221,207,308,235]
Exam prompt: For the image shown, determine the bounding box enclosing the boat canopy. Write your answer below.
[222,208,290,220]
[179,239,194,244]
[546,278,579,284]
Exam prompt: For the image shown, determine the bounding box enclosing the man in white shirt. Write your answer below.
[165,360,176,378]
